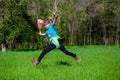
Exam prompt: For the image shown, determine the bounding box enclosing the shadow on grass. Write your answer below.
[36,61,72,69]
[56,61,72,66]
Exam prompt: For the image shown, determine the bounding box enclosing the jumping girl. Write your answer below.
[32,11,81,66]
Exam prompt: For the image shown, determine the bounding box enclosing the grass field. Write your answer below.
[0,45,120,80]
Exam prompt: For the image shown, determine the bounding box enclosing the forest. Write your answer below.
[0,0,120,50]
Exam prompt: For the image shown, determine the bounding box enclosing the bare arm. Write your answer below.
[51,11,58,24]
[39,30,46,36]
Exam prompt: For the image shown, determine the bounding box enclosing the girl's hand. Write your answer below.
[53,11,57,15]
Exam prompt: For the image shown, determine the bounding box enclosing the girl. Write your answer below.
[32,12,81,66]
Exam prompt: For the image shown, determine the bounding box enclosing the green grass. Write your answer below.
[0,45,120,80]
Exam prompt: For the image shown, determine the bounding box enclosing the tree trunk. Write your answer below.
[89,18,92,45]
[84,34,86,45]
[115,18,120,45]
[2,43,6,52]
[101,16,108,46]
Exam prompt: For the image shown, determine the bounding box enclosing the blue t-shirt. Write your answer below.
[45,24,58,39]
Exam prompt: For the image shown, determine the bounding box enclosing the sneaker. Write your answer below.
[75,55,81,64]
[32,58,39,66]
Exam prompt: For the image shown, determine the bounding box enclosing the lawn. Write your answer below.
[0,45,120,80]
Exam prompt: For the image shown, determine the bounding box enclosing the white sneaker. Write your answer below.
[75,55,81,64]
[32,58,39,66]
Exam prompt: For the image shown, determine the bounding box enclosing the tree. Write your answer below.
[0,0,120,50]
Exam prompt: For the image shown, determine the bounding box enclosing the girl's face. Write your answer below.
[45,23,50,29]
[44,19,51,29]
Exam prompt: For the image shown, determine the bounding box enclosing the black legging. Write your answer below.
[38,39,76,62]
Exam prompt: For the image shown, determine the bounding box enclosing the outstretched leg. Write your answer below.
[59,43,76,58]
[32,44,56,66]
[58,39,81,63]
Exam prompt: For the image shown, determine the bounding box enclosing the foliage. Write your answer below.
[0,0,120,50]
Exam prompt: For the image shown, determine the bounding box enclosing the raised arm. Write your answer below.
[51,11,58,24]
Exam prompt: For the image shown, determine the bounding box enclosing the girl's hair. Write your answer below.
[44,18,52,25]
